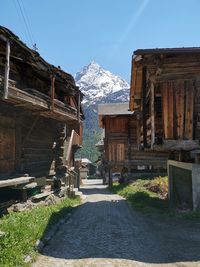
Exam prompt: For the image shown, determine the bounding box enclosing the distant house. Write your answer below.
[98,98,169,184]
[98,102,136,184]
[75,158,96,179]
[129,47,200,210]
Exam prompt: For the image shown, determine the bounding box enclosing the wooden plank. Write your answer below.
[175,81,184,139]
[32,190,54,200]
[150,83,155,148]
[0,176,35,188]
[130,59,137,110]
[162,83,168,139]
[185,80,194,139]
[168,82,174,139]
[51,75,55,111]
[142,67,147,147]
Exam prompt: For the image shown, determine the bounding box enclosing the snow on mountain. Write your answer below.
[75,61,130,107]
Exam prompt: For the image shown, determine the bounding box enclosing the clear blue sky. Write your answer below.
[1,0,200,81]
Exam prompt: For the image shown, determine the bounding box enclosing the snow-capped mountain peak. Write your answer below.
[75,62,129,106]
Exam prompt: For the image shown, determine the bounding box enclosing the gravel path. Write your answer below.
[33,179,200,267]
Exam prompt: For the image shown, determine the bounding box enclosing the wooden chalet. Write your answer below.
[98,101,168,184]
[130,47,200,210]
[130,47,200,160]
[0,26,83,204]
[98,103,137,184]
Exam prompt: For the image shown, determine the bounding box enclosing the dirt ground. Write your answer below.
[33,179,200,267]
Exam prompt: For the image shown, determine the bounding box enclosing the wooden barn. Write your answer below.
[98,101,168,184]
[0,26,83,205]
[129,47,200,210]
[98,103,134,184]
[99,102,162,184]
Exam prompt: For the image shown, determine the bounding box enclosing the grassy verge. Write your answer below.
[109,176,169,214]
[0,197,80,267]
[109,176,200,220]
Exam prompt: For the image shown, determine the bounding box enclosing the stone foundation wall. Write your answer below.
[168,160,200,210]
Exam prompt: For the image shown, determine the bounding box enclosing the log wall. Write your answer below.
[0,102,67,178]
[20,116,57,176]
[130,51,200,153]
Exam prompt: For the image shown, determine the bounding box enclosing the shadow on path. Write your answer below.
[38,181,200,265]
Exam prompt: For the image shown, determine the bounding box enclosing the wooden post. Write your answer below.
[3,40,10,99]
[77,91,81,123]
[136,112,141,150]
[183,80,187,138]
[108,168,113,187]
[173,82,177,139]
[51,75,55,111]
[151,82,155,149]
[142,67,147,148]
[128,117,131,160]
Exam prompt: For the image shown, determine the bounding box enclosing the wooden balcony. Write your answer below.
[1,82,79,122]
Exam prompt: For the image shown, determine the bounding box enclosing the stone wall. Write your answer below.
[168,160,200,210]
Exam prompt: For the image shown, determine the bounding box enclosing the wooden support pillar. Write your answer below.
[142,67,147,148]
[136,112,141,150]
[128,117,131,160]
[108,168,113,187]
[51,75,55,111]
[3,39,10,100]
[77,91,81,123]
[150,82,155,149]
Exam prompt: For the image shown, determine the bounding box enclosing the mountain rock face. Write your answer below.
[75,61,130,129]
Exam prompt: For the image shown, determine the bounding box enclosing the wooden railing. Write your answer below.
[66,130,81,166]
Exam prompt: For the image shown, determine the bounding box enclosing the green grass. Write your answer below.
[109,176,200,220]
[109,176,169,213]
[0,197,80,267]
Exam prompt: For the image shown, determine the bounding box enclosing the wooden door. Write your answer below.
[108,142,125,162]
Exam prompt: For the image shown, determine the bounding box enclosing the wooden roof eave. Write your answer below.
[129,55,143,111]
[0,26,78,93]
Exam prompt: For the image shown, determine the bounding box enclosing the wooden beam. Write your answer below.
[173,82,177,139]
[142,67,147,148]
[51,75,55,112]
[77,92,81,123]
[3,40,10,99]
[32,190,54,200]
[150,83,155,148]
[0,176,35,188]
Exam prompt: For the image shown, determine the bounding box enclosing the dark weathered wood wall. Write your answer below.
[0,102,66,178]
[162,81,194,140]
[0,114,15,174]
[130,52,200,151]
[20,116,57,176]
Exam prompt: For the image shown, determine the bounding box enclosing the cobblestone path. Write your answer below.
[33,180,200,267]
